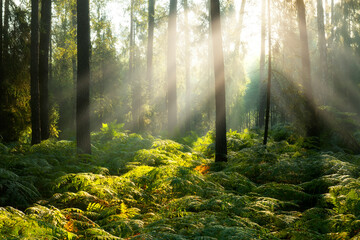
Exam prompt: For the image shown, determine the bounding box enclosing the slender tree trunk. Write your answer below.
[31,0,41,145]
[0,0,3,100]
[258,0,266,128]
[210,0,227,162]
[76,0,91,154]
[234,0,246,54]
[72,6,77,134]
[184,0,191,133]
[130,0,138,131]
[296,0,318,138]
[0,0,2,86]
[316,0,328,104]
[3,0,8,59]
[207,0,213,126]
[147,0,155,102]
[39,0,52,140]
[167,0,177,135]
[331,0,334,43]
[263,0,271,145]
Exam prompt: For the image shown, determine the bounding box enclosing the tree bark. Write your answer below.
[210,0,227,162]
[39,0,52,140]
[184,0,191,133]
[31,0,41,145]
[296,0,318,138]
[167,0,177,135]
[258,0,266,128]
[263,0,271,145]
[76,0,91,154]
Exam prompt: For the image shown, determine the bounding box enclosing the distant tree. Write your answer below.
[258,0,266,128]
[129,0,138,132]
[234,0,246,54]
[147,0,155,101]
[39,0,52,140]
[30,0,41,145]
[263,0,272,145]
[76,0,91,154]
[210,0,227,162]
[316,0,328,104]
[167,0,177,135]
[184,0,191,133]
[296,0,318,138]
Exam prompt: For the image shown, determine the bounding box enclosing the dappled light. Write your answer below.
[0,0,360,239]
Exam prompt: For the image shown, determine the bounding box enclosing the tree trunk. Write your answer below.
[296,0,318,138]
[316,0,328,104]
[184,0,191,133]
[71,6,77,135]
[234,0,246,54]
[207,0,213,126]
[76,0,91,154]
[0,0,2,87]
[129,0,138,132]
[146,0,155,102]
[167,0,177,135]
[210,0,227,162]
[3,0,8,60]
[263,0,272,145]
[258,0,266,128]
[39,0,52,140]
[31,0,41,145]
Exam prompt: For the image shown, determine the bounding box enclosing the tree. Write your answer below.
[147,0,155,101]
[30,0,41,145]
[76,0,91,154]
[167,0,177,135]
[316,0,328,104]
[39,0,52,140]
[210,0,227,162]
[296,0,318,137]
[184,0,191,133]
[263,0,271,145]
[129,0,138,132]
[0,0,2,87]
[258,0,266,128]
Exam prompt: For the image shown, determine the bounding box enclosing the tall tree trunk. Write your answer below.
[210,0,227,162]
[184,0,191,133]
[317,0,328,104]
[263,0,272,145]
[71,6,77,135]
[167,0,177,135]
[258,0,266,128]
[296,0,318,138]
[39,0,52,140]
[146,0,155,103]
[76,0,91,154]
[234,0,246,54]
[331,0,334,43]
[3,0,8,60]
[207,0,213,126]
[129,0,138,131]
[31,0,41,145]
[0,0,2,86]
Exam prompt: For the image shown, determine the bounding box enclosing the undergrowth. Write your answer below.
[1,125,360,239]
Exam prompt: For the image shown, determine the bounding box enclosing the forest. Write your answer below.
[1,0,360,239]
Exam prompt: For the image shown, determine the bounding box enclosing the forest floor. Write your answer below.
[1,123,360,239]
